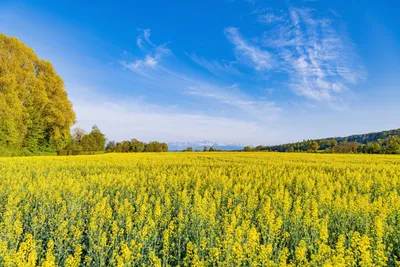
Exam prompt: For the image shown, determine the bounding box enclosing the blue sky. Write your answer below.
[1,0,399,145]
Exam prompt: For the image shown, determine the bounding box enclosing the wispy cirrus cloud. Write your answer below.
[224,27,274,71]
[122,29,171,73]
[184,84,281,120]
[258,13,284,24]
[186,52,242,77]
[263,7,366,102]
[226,6,365,105]
[121,30,281,123]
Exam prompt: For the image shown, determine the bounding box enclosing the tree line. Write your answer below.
[58,126,170,155]
[57,126,107,155]
[105,139,168,153]
[248,129,400,154]
[182,146,219,152]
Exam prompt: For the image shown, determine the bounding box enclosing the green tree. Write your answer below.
[161,142,168,152]
[244,146,252,152]
[386,136,400,154]
[130,139,145,152]
[308,141,319,152]
[105,141,116,152]
[146,141,168,152]
[0,34,76,153]
[318,139,331,150]
[365,142,382,154]
[118,141,131,152]
[330,139,338,148]
[78,125,106,152]
[88,125,106,151]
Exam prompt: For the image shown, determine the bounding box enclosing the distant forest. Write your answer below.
[251,129,400,154]
[105,139,168,153]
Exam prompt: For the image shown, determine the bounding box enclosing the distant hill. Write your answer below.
[255,128,400,154]
[320,128,400,144]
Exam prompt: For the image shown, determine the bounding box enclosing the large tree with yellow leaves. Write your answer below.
[0,34,76,153]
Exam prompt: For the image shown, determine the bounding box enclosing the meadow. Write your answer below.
[0,152,399,266]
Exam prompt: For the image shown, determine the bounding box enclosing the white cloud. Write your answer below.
[136,28,155,52]
[259,7,366,102]
[329,9,341,18]
[121,56,156,72]
[224,27,274,71]
[121,30,281,123]
[258,13,284,24]
[124,29,171,73]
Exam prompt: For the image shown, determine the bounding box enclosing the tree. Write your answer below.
[146,141,168,152]
[160,142,168,152]
[330,139,338,148]
[106,138,167,153]
[130,139,145,152]
[244,146,252,152]
[185,147,193,152]
[318,139,331,150]
[88,125,106,151]
[308,141,319,152]
[72,127,86,143]
[119,141,131,152]
[0,34,76,153]
[365,142,382,154]
[106,141,116,152]
[73,125,106,152]
[209,147,216,152]
[203,146,208,152]
[386,136,400,154]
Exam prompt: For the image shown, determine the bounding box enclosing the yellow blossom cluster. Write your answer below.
[0,152,399,266]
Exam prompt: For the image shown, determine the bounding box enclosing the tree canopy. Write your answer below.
[0,34,76,154]
[106,139,168,153]
[61,125,106,155]
[253,129,400,154]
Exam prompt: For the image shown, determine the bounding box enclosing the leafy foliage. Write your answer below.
[62,125,106,154]
[255,128,400,154]
[0,34,76,154]
[105,139,168,153]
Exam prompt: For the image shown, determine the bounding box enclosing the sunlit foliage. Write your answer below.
[0,34,76,154]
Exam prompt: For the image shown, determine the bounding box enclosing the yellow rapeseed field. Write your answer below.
[0,152,399,266]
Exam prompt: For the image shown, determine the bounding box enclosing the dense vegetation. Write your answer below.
[57,126,107,155]
[0,152,399,266]
[182,146,218,152]
[0,34,76,156]
[253,129,400,154]
[106,139,168,153]
[0,34,172,156]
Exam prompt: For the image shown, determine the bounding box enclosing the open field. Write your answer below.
[0,152,399,266]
